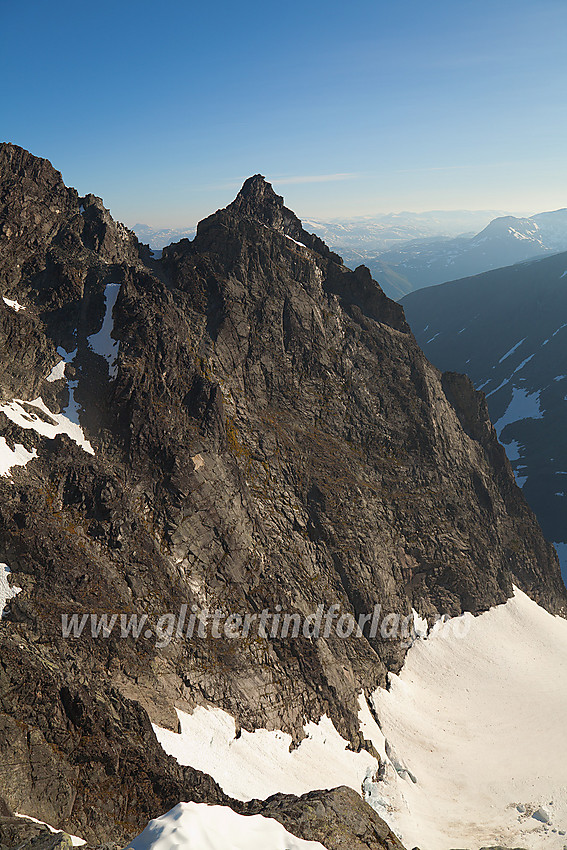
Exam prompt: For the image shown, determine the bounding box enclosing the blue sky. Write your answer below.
[2,0,567,225]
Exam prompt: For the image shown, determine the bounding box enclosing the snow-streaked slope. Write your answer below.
[0,563,21,616]
[0,397,94,454]
[401,251,567,580]
[126,802,327,850]
[153,709,377,802]
[362,589,567,850]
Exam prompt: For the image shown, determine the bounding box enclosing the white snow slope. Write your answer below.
[126,802,327,850]
[153,709,377,802]
[365,588,567,850]
[153,589,567,850]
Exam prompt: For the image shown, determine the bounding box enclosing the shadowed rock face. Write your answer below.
[401,252,567,580]
[0,144,565,847]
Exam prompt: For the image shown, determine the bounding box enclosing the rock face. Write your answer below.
[0,144,565,847]
[243,786,406,850]
[0,819,75,850]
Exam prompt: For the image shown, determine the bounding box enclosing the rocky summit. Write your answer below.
[0,143,565,850]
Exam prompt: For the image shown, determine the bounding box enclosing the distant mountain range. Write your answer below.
[370,208,567,296]
[133,210,507,253]
[132,222,197,248]
[402,251,567,578]
[302,209,508,254]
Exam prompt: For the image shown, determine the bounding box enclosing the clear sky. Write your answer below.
[2,0,567,226]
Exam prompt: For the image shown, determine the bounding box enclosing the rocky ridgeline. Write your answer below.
[0,143,565,848]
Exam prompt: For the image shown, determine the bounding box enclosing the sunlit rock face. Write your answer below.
[0,144,564,848]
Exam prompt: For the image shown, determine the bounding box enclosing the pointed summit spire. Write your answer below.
[191,174,343,265]
[227,174,286,221]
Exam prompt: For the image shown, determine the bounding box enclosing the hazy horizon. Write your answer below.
[127,203,532,233]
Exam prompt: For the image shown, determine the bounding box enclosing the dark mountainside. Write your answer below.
[0,143,565,849]
[401,253,567,578]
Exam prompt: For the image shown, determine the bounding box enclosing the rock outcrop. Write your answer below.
[244,786,406,850]
[0,144,565,847]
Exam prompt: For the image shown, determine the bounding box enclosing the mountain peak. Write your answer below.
[0,141,67,193]
[190,174,342,265]
[239,173,275,197]
[228,174,286,220]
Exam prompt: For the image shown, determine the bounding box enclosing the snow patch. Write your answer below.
[412,609,428,638]
[0,397,94,455]
[87,284,120,377]
[57,346,77,364]
[511,352,535,375]
[153,708,377,802]
[486,376,510,397]
[2,297,25,311]
[14,813,85,847]
[493,386,544,436]
[498,337,526,363]
[285,235,307,248]
[126,802,327,850]
[55,346,78,419]
[0,438,37,477]
[0,563,21,617]
[514,467,528,488]
[46,360,66,382]
[63,381,82,426]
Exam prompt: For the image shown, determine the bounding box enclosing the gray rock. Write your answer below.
[244,786,406,850]
[0,144,565,848]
